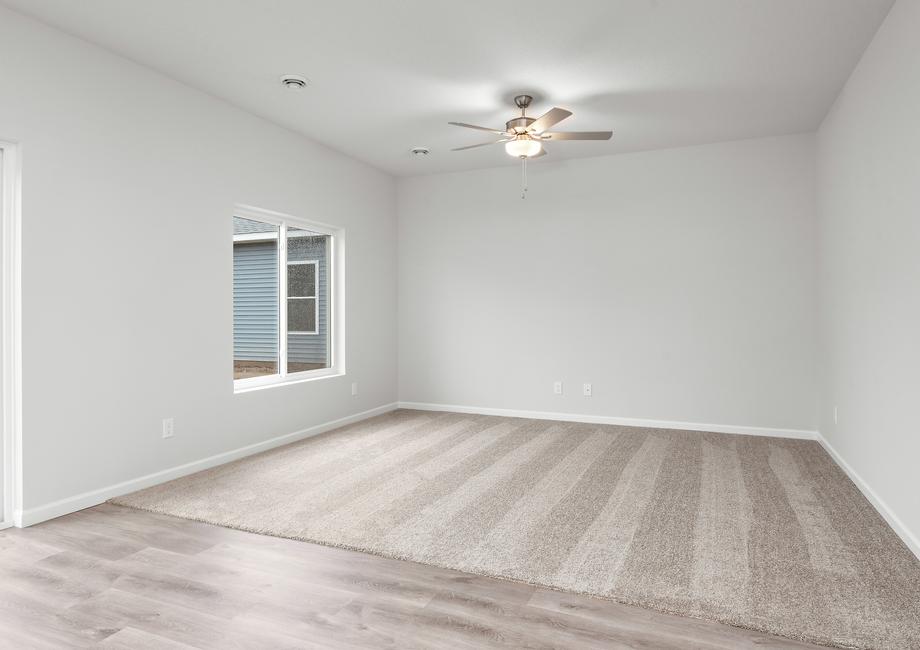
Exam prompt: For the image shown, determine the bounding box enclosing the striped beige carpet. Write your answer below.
[112,410,920,649]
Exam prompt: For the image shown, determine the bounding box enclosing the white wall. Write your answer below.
[0,7,397,516]
[8,0,914,552]
[816,0,920,550]
[398,135,817,432]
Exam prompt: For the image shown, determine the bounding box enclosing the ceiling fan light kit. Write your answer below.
[505,136,542,158]
[448,94,612,197]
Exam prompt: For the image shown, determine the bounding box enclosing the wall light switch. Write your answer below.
[553,381,563,395]
[162,418,174,439]
[583,383,592,397]
[351,382,358,397]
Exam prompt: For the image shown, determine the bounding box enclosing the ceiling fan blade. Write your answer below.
[451,139,509,151]
[448,122,508,135]
[540,131,613,141]
[528,107,572,133]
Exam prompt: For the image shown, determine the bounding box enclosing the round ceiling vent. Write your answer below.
[280,74,309,90]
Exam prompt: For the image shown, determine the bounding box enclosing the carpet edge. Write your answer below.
[105,500,860,650]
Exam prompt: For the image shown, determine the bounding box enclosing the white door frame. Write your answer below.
[1,139,22,530]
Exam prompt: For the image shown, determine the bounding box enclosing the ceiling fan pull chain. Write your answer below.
[521,156,528,199]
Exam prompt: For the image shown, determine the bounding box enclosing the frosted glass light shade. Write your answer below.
[505,137,542,158]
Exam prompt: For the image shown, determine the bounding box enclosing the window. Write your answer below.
[233,206,341,390]
[287,260,318,334]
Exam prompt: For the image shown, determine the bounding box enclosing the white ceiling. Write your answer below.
[3,0,893,176]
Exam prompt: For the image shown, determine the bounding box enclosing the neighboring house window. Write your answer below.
[287,260,318,335]
[232,206,341,390]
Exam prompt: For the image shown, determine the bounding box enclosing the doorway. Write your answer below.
[0,140,21,529]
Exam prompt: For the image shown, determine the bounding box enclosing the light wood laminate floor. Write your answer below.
[0,503,824,649]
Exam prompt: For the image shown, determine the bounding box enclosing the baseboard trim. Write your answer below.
[816,432,920,560]
[14,402,399,528]
[397,401,817,440]
[17,398,915,560]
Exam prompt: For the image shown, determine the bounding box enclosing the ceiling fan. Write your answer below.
[448,94,612,159]
[449,94,612,197]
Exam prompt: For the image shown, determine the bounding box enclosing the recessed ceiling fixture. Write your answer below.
[449,94,613,198]
[410,147,430,156]
[280,74,309,91]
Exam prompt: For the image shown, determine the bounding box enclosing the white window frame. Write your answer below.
[233,204,345,393]
[286,260,319,335]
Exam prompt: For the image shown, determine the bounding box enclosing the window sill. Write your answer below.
[233,368,344,394]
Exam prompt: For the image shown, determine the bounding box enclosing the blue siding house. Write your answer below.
[233,217,328,375]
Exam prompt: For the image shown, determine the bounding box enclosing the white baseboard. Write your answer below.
[16,398,916,561]
[14,402,398,528]
[817,432,920,559]
[397,401,818,440]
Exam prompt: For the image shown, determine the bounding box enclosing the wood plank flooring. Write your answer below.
[0,503,824,649]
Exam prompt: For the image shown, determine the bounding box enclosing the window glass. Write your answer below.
[233,215,334,385]
[232,217,279,380]
[286,227,329,373]
[288,296,317,332]
[288,263,315,297]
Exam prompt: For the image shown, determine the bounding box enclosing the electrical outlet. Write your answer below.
[162,418,174,439]
[351,382,358,397]
[583,383,592,397]
[553,381,563,395]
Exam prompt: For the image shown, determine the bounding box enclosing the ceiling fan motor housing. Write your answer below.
[506,116,535,133]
